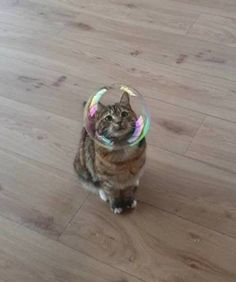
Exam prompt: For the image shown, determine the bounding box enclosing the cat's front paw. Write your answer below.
[112,207,124,214]
[125,198,137,209]
[111,199,124,214]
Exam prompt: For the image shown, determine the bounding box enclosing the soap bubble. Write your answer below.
[83,84,150,149]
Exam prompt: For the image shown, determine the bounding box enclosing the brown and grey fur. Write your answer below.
[74,92,146,214]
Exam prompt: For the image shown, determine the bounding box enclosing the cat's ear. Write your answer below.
[120,91,131,107]
[97,102,105,112]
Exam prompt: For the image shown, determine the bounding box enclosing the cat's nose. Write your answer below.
[114,121,122,129]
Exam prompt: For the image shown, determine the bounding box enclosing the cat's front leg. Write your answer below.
[121,185,138,210]
[110,197,125,214]
[108,190,125,214]
[100,185,125,214]
[101,186,138,214]
[110,189,137,213]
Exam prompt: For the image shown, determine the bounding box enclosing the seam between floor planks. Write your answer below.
[183,116,207,154]
[57,194,90,241]
[57,227,148,282]
[0,214,146,282]
[1,34,236,84]
[58,194,236,282]
[185,14,200,35]
[15,0,236,20]
[1,79,236,125]
[1,93,235,175]
[1,144,236,242]
[0,93,234,174]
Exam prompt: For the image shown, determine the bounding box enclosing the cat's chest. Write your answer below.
[94,147,146,184]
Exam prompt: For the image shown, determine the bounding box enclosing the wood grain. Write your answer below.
[58,11,236,81]
[0,5,65,40]
[0,216,142,282]
[186,117,236,173]
[0,55,92,120]
[59,0,199,35]
[1,28,236,122]
[60,196,236,282]
[26,0,236,19]
[153,0,236,18]
[188,14,236,47]
[148,100,204,154]
[1,47,236,129]
[0,1,236,281]
[140,146,236,238]
[0,59,205,153]
[26,0,236,80]
[0,148,87,238]
[0,60,205,155]
[0,96,80,174]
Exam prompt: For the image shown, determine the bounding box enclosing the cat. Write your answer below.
[74,91,146,214]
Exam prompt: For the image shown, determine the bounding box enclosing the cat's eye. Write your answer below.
[105,115,112,122]
[121,111,128,117]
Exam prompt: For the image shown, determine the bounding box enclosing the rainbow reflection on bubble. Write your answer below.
[88,87,108,118]
[84,84,151,149]
[128,116,144,144]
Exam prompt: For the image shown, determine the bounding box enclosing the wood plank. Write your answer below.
[1,39,236,124]
[0,1,236,281]
[153,0,236,18]
[0,216,142,282]
[75,0,199,35]
[0,60,205,155]
[188,14,236,47]
[148,100,204,154]
[140,146,236,238]
[26,0,236,20]
[0,55,94,120]
[0,0,77,30]
[2,3,235,83]
[186,117,236,173]
[60,196,236,282]
[59,11,236,82]
[1,0,235,83]
[0,96,80,174]
[26,0,199,35]
[1,20,236,123]
[0,8,64,40]
[3,88,234,238]
[0,148,87,238]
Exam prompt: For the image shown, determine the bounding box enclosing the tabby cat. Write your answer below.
[74,92,146,214]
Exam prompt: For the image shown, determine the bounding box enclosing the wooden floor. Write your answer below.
[1,1,236,281]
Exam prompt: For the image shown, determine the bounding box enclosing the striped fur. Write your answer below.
[74,93,146,213]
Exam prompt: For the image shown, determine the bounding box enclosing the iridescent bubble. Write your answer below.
[84,84,150,149]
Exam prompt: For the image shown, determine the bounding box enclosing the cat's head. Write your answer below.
[95,92,137,146]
